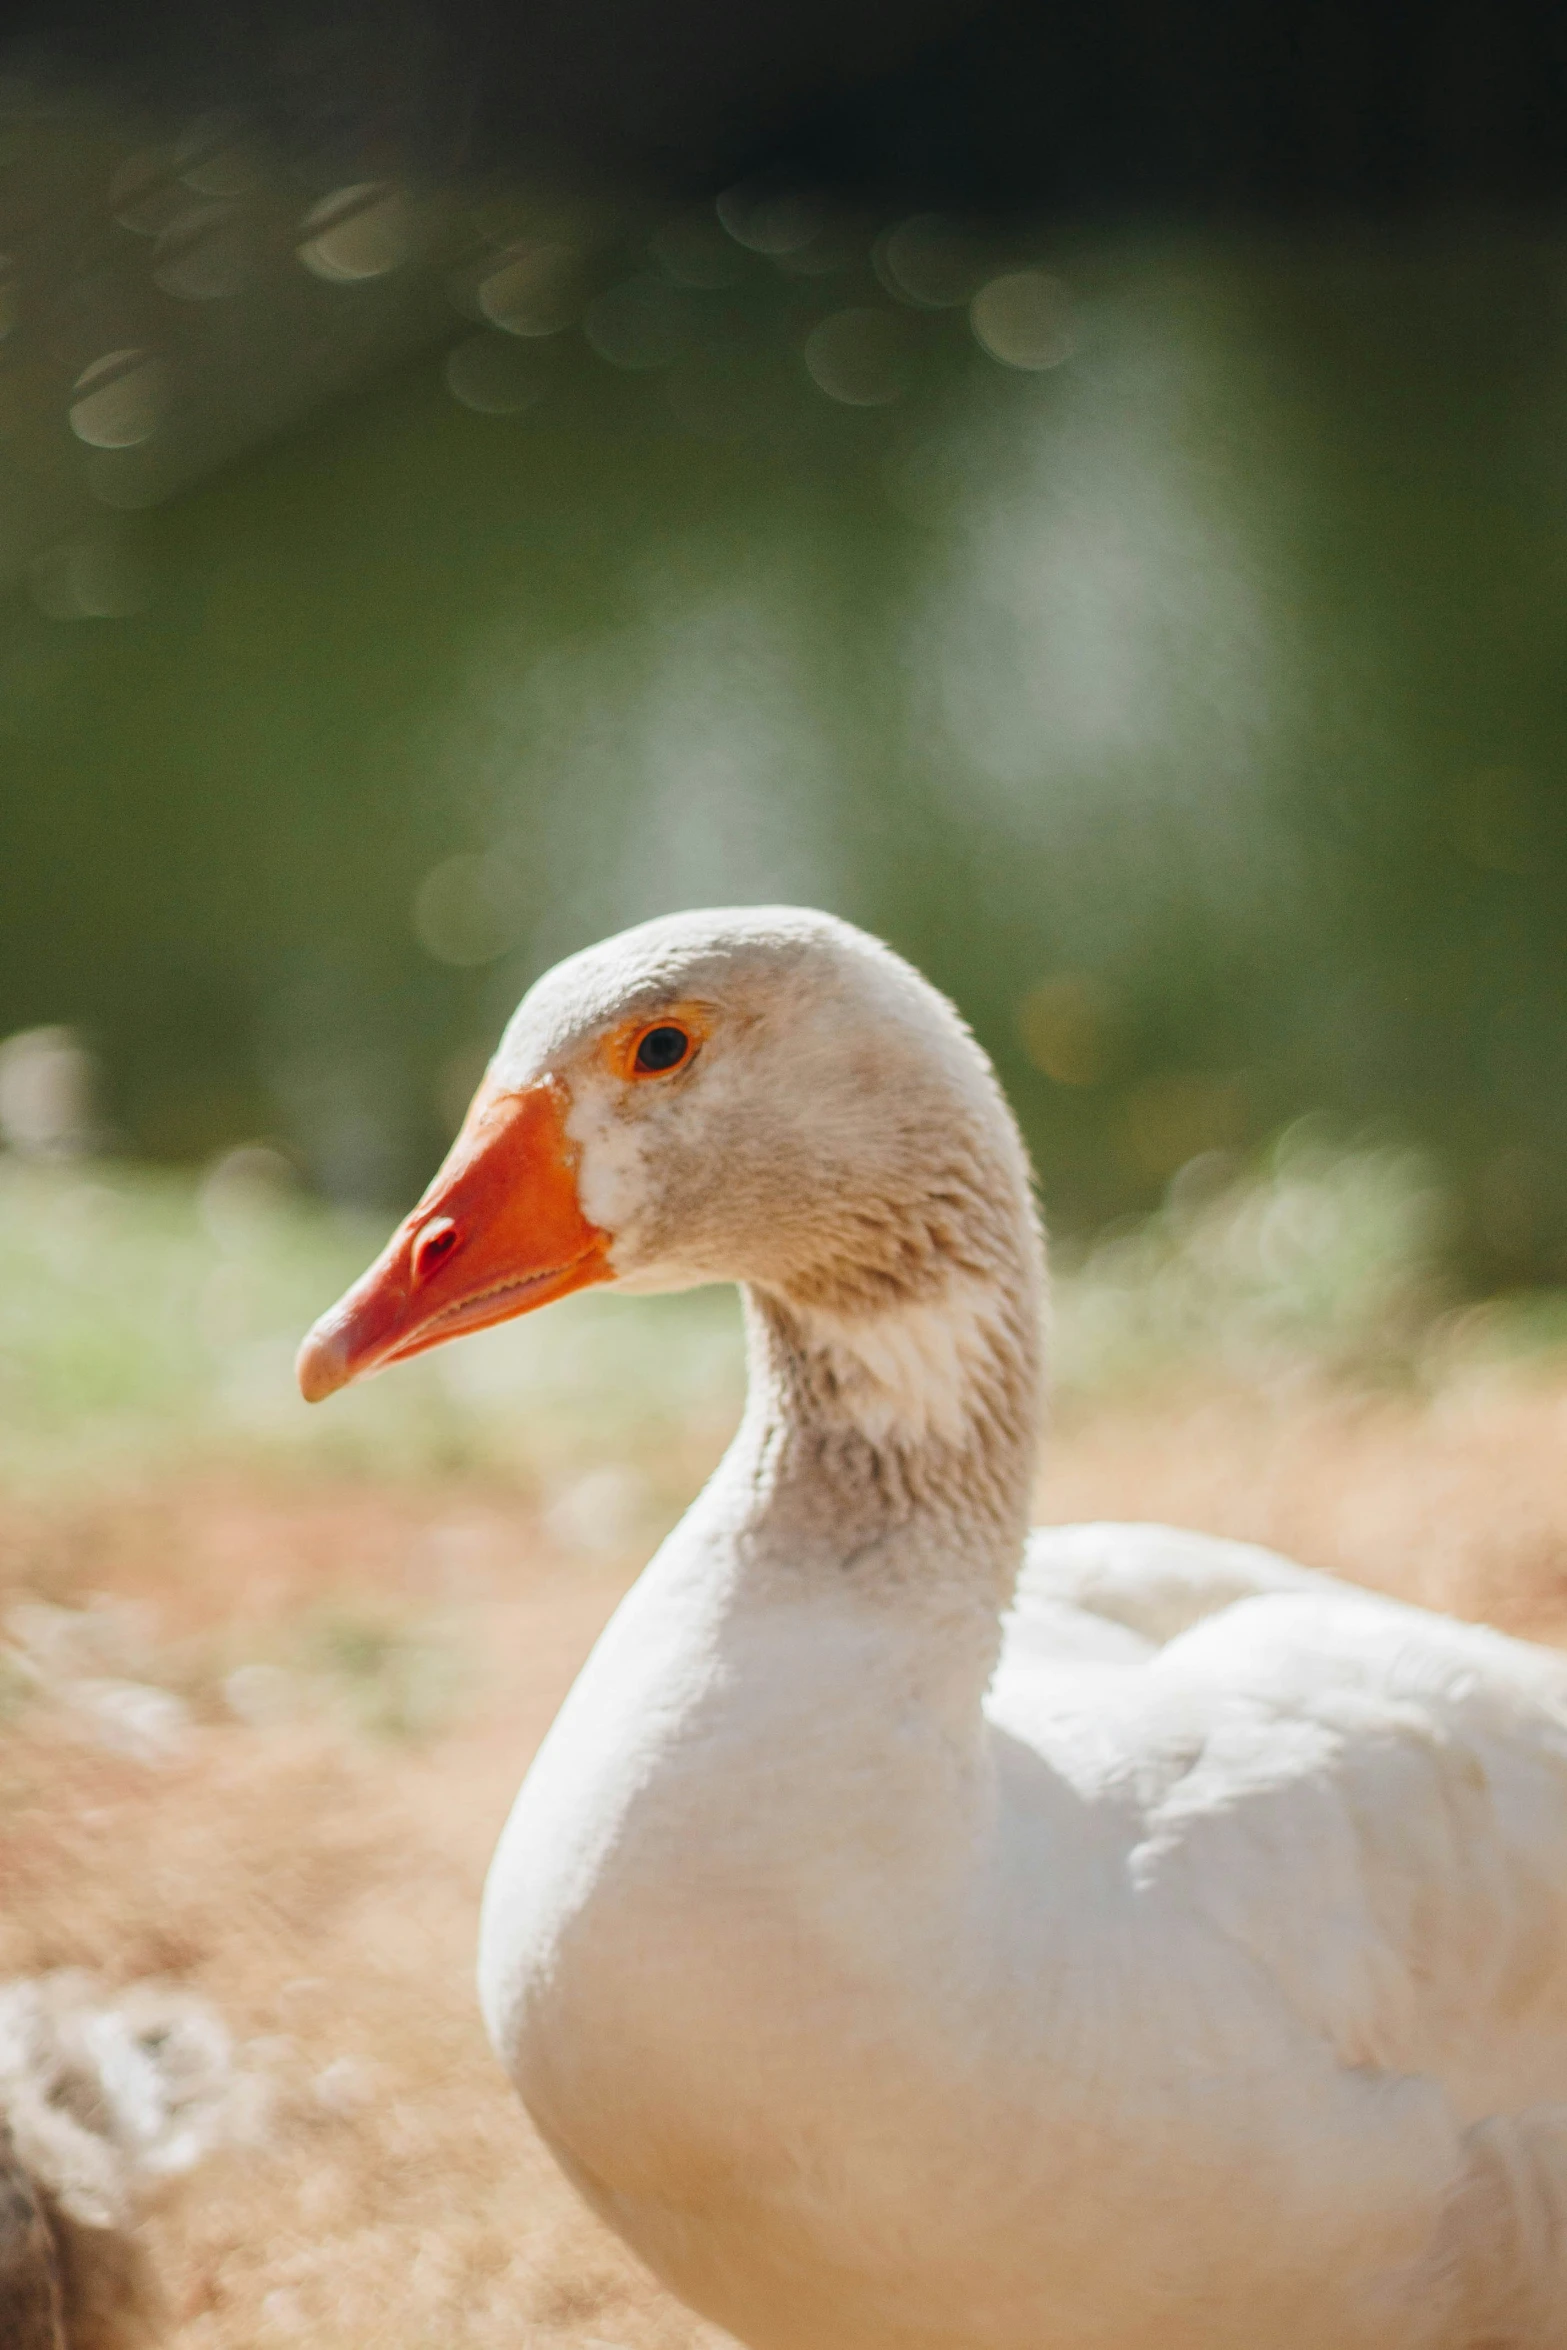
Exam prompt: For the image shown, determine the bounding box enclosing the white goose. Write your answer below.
[299,907,1567,2350]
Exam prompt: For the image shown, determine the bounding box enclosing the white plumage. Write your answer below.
[304,906,1567,2349]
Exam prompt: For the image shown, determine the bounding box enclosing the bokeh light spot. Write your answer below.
[110,148,188,237]
[803,308,909,405]
[69,350,163,448]
[444,332,549,415]
[583,274,692,370]
[29,539,147,620]
[970,269,1076,370]
[199,1143,300,1244]
[297,184,413,283]
[0,1027,97,1156]
[476,245,582,337]
[876,215,987,309]
[1017,975,1119,1086]
[716,181,823,256]
[174,112,260,198]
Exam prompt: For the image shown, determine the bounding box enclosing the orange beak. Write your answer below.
[296,1075,612,1402]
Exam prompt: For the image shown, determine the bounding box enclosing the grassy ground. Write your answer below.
[5,1139,1567,2346]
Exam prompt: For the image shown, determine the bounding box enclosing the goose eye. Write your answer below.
[633,1024,691,1075]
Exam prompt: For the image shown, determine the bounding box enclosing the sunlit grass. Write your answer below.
[3,1134,1564,1493]
[0,1154,744,1490]
[1050,1125,1455,1396]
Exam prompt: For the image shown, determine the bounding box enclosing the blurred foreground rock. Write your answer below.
[0,1974,265,2347]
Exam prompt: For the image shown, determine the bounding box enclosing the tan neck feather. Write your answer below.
[733,1180,1045,1608]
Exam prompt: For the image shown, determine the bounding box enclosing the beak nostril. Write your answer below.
[297,1076,609,1397]
[411,1217,460,1285]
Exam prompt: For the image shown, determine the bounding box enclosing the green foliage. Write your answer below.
[1051,1127,1456,1395]
[0,1155,743,1490]
[4,231,1567,1270]
[6,1139,1563,1498]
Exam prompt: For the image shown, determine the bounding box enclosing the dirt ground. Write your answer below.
[5,1369,1567,2347]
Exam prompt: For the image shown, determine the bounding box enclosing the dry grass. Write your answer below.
[3,1363,1567,2347]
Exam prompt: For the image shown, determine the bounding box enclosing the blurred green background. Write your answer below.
[0,16,1564,1293]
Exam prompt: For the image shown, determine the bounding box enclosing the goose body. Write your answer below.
[301,908,1567,2349]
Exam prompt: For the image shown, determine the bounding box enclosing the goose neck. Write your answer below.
[727,1248,1044,1616]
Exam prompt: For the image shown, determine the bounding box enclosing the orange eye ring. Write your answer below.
[605,1004,712,1083]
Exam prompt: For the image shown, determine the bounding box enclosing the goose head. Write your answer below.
[297,906,1040,1434]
